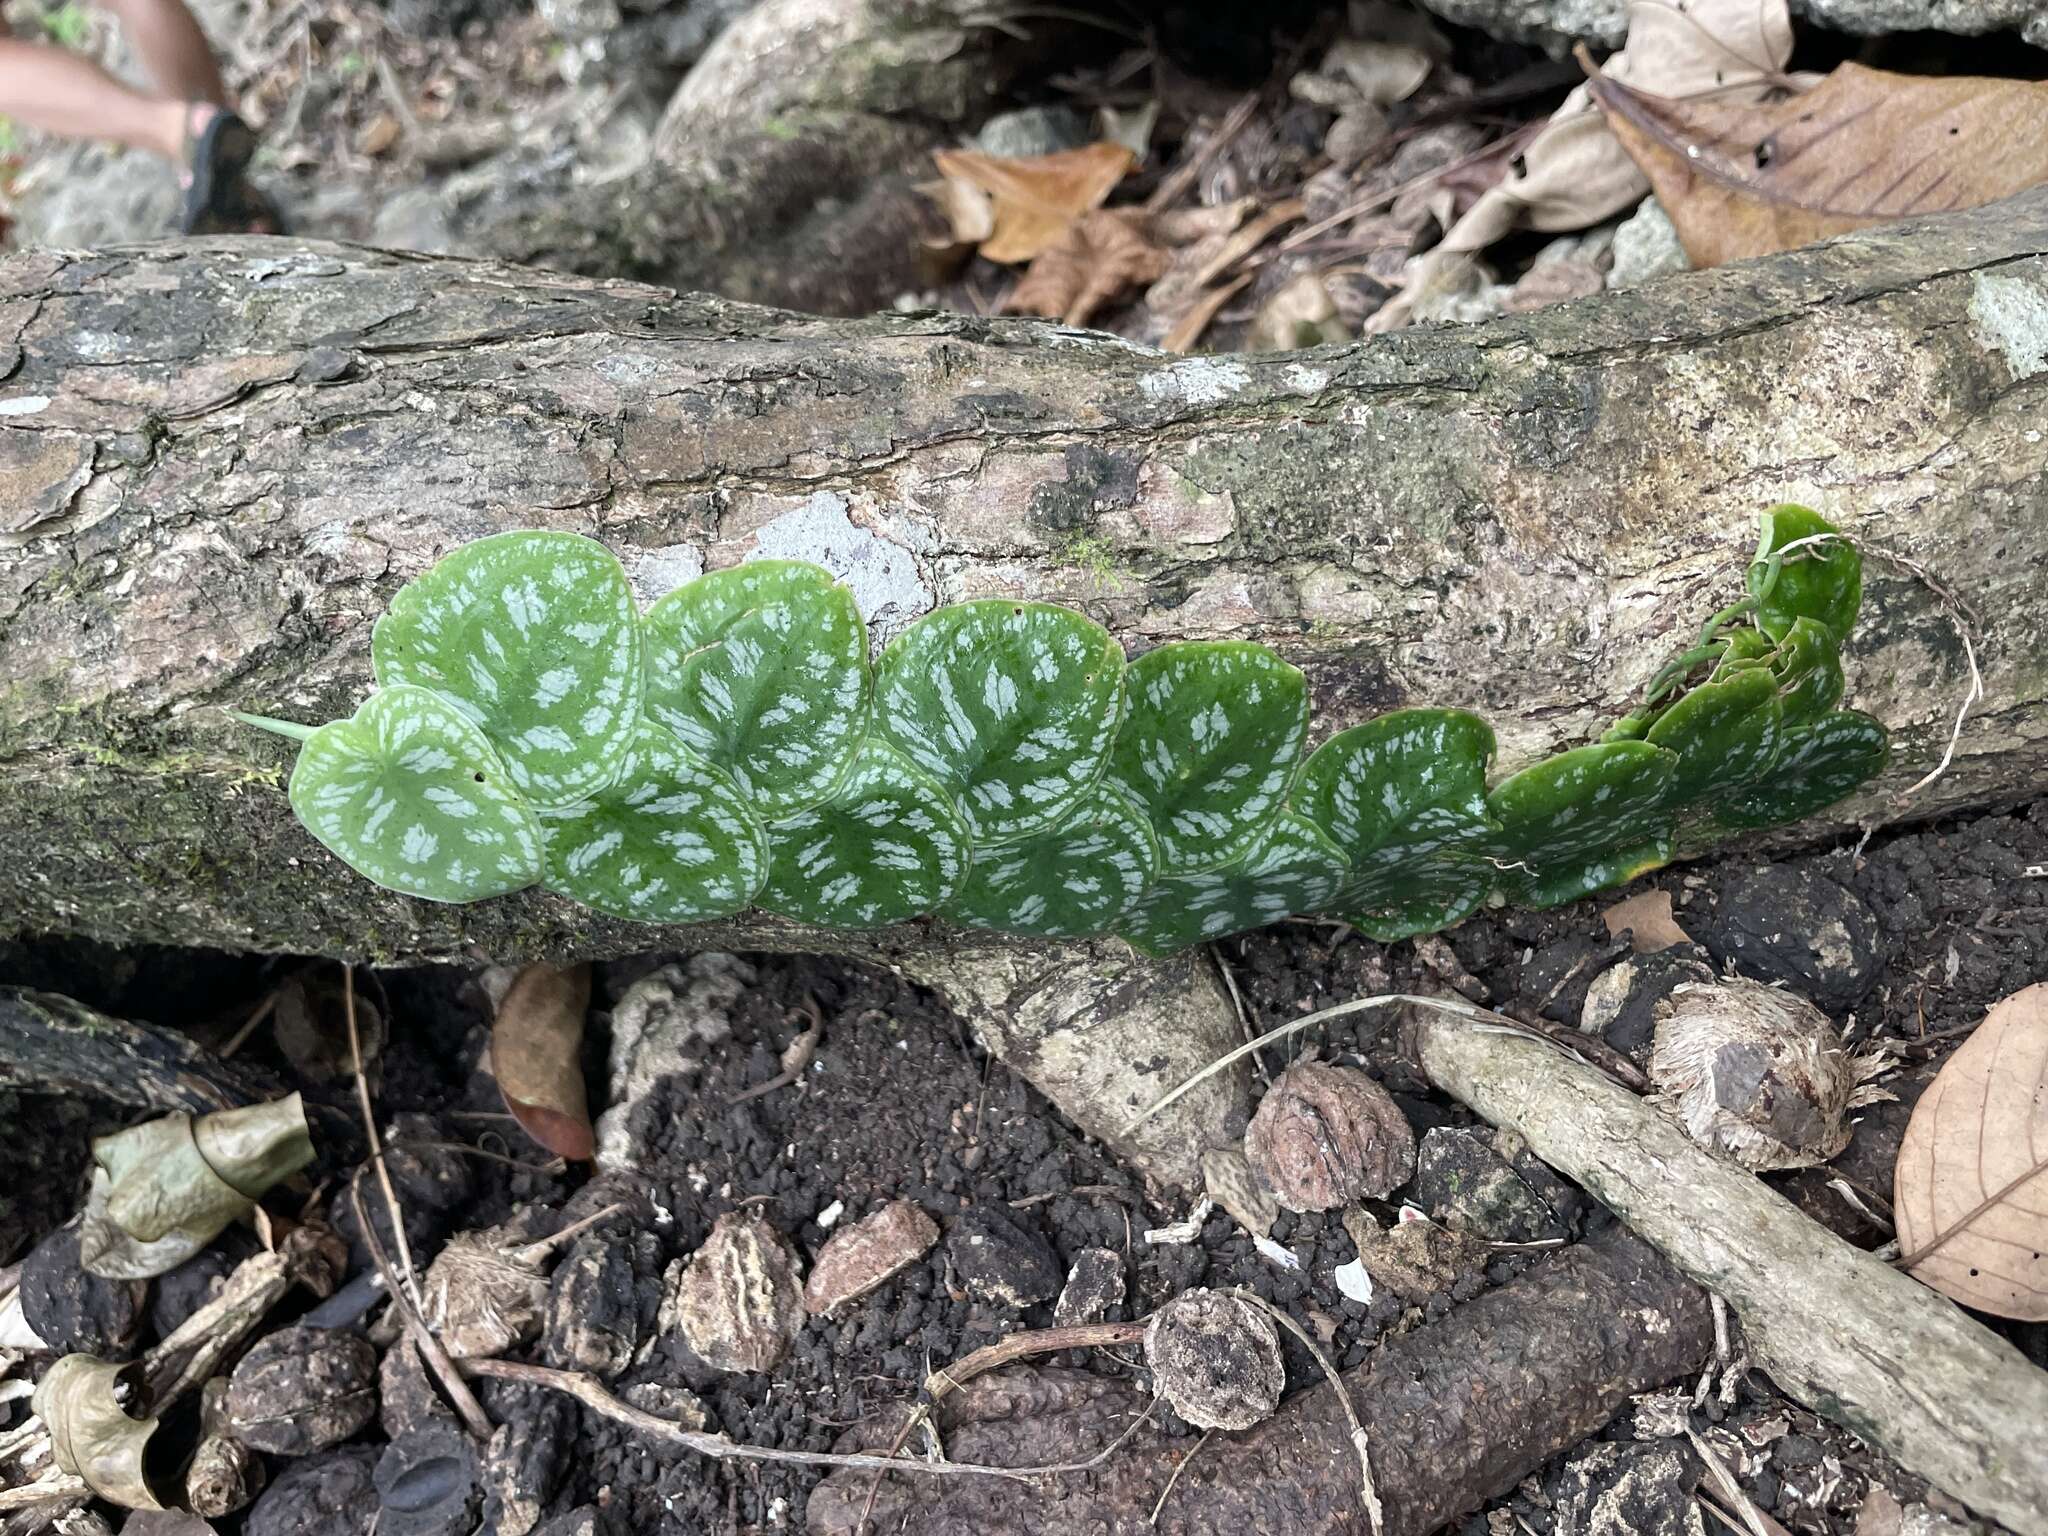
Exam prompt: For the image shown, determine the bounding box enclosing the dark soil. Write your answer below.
[3,801,2044,1535]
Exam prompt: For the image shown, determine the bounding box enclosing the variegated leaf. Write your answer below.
[1644,667,1783,806]
[945,782,1158,937]
[1120,811,1349,955]
[756,739,970,928]
[1751,504,1861,643]
[1710,710,1888,830]
[372,530,641,808]
[643,561,867,819]
[1110,641,1308,876]
[1486,741,1678,910]
[1296,708,1496,857]
[1337,857,1494,943]
[287,684,543,902]
[1767,616,1845,726]
[874,600,1126,843]
[539,721,768,922]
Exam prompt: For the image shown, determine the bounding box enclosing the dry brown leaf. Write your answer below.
[1002,209,1171,328]
[1894,982,2048,1319]
[1162,273,1251,354]
[1600,888,1692,952]
[1589,63,2048,268]
[929,142,1137,264]
[491,962,594,1161]
[357,112,402,158]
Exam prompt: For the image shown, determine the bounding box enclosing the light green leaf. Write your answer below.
[1110,641,1309,876]
[874,600,1126,843]
[1645,667,1783,805]
[1710,710,1888,830]
[945,782,1158,937]
[32,1356,167,1511]
[1120,811,1349,955]
[756,738,971,928]
[1750,505,1861,643]
[1487,741,1677,909]
[1296,708,1496,857]
[372,530,641,808]
[1768,616,1845,726]
[287,685,544,903]
[539,721,768,923]
[643,560,868,819]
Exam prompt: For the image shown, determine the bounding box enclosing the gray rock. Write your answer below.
[1608,199,1690,291]
[1054,1247,1127,1326]
[945,1205,1061,1308]
[1580,948,1717,1062]
[374,1423,480,1536]
[246,1447,378,1536]
[1417,0,1629,49]
[1699,864,1886,1012]
[971,105,1094,159]
[544,1234,640,1378]
[596,956,752,1169]
[1554,1440,1705,1536]
[1411,1126,1571,1243]
[1420,0,2048,49]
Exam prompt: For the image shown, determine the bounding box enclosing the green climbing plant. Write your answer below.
[233,506,1889,954]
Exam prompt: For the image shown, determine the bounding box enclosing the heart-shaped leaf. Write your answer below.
[1296,708,1496,856]
[1767,616,1846,727]
[945,781,1158,937]
[1750,505,1861,643]
[1110,641,1308,876]
[643,560,868,819]
[1337,856,1494,943]
[1708,710,1888,830]
[1120,811,1349,955]
[756,738,970,928]
[538,721,767,922]
[874,600,1126,844]
[372,530,641,808]
[1487,741,1678,909]
[287,685,544,903]
[1645,667,1783,806]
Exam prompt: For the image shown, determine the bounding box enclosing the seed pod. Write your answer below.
[1143,1288,1284,1431]
[1243,1060,1416,1213]
[1649,977,1889,1171]
[665,1213,807,1374]
[226,1325,378,1455]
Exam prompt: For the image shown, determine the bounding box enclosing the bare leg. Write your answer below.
[97,0,227,107]
[0,39,187,160]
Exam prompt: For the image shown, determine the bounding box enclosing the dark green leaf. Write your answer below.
[873,600,1125,843]
[539,722,768,922]
[643,560,868,819]
[1294,708,1496,858]
[1710,710,1888,830]
[1645,667,1783,805]
[1337,856,1494,942]
[1120,811,1349,955]
[1487,741,1677,908]
[1110,641,1308,875]
[756,739,970,928]
[945,782,1158,937]
[1769,616,1845,726]
[1750,504,1861,643]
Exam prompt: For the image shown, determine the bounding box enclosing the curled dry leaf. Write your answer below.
[31,1354,167,1511]
[1002,209,1171,328]
[928,141,1136,264]
[491,962,594,1161]
[1894,982,2048,1320]
[1589,64,2048,269]
[1601,888,1692,953]
[79,1094,315,1280]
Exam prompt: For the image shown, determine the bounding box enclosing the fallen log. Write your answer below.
[1413,1014,2048,1536]
[2,195,2047,1183]
[805,1226,1714,1535]
[0,988,285,1115]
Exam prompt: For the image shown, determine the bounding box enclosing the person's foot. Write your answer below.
[177,103,280,235]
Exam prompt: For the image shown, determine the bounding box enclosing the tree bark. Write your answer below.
[805,1227,1714,1536]
[2,196,2046,1183]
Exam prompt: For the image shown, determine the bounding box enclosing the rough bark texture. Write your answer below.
[1415,1016,2048,1536]
[806,1227,1713,1535]
[0,987,286,1114]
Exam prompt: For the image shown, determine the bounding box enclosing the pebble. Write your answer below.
[1054,1247,1127,1325]
[1411,1126,1570,1243]
[1700,864,1886,1011]
[803,1200,938,1316]
[945,1205,1061,1308]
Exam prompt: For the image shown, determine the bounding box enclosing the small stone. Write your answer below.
[668,1213,807,1373]
[533,1511,601,1536]
[246,1446,379,1536]
[1347,1209,1488,1301]
[226,1325,379,1455]
[944,1206,1061,1308]
[1607,197,1691,290]
[480,1394,572,1536]
[1325,106,1389,168]
[544,1234,640,1378]
[1411,1126,1568,1243]
[803,1200,938,1316]
[380,1339,458,1440]
[376,1423,480,1536]
[20,1222,145,1358]
[1244,1061,1416,1213]
[1552,1440,1703,1536]
[971,104,1093,159]
[1203,1147,1279,1238]
[621,1381,710,1430]
[1143,1289,1284,1432]
[1698,864,1886,1012]
[1054,1248,1127,1326]
[597,957,750,1170]
[149,1246,237,1342]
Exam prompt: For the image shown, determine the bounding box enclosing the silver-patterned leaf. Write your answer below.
[643,560,868,819]
[756,739,971,929]
[1110,641,1308,876]
[1120,811,1350,956]
[371,530,641,808]
[539,721,769,922]
[1486,741,1678,910]
[1295,708,1496,856]
[945,782,1159,937]
[287,684,543,903]
[873,600,1126,843]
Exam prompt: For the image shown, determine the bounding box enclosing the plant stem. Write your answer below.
[226,710,317,743]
